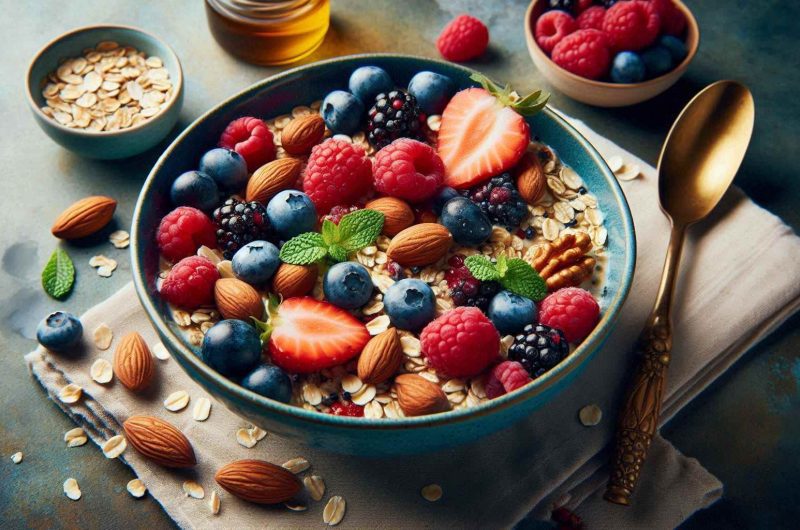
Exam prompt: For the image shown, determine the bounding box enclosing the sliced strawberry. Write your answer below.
[268,297,370,374]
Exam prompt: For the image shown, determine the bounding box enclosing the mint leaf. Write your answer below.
[501,258,547,301]
[327,244,348,263]
[321,219,339,246]
[279,233,328,264]
[495,254,508,277]
[41,248,75,299]
[338,209,384,252]
[464,255,501,281]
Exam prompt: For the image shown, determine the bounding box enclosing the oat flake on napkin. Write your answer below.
[25,117,800,529]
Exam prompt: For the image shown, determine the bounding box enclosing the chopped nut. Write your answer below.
[531,232,595,291]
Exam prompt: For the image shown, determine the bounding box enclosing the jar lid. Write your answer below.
[215,0,310,20]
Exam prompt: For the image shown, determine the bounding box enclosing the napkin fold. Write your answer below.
[26,118,800,529]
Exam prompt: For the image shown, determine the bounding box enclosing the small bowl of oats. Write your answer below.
[26,25,184,159]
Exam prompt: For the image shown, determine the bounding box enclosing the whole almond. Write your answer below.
[514,152,546,204]
[357,328,403,384]
[271,263,318,299]
[123,415,196,468]
[214,278,264,321]
[395,374,451,417]
[281,114,325,155]
[387,223,452,267]
[245,158,302,203]
[113,332,154,392]
[215,459,301,504]
[365,197,415,237]
[51,196,117,239]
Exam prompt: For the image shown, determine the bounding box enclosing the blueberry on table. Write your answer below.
[266,190,318,239]
[321,90,364,135]
[440,196,492,246]
[610,51,645,84]
[323,262,373,309]
[408,71,454,115]
[232,240,280,286]
[383,278,435,331]
[348,66,393,104]
[488,291,537,335]
[170,170,220,213]
[642,46,674,78]
[36,311,83,352]
[241,363,292,403]
[201,320,262,378]
[659,35,688,63]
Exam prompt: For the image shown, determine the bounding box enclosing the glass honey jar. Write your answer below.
[205,0,330,66]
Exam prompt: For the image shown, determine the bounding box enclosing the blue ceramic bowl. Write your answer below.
[131,54,635,456]
[26,25,184,159]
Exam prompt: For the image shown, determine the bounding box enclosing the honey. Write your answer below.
[205,0,330,65]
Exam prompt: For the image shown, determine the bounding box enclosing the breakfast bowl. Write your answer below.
[524,0,699,107]
[26,25,184,159]
[131,54,635,456]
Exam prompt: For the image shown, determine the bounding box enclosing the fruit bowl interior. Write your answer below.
[132,54,635,455]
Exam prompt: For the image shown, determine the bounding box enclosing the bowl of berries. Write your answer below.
[132,54,635,455]
[525,0,699,107]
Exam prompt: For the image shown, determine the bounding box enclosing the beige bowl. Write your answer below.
[524,0,699,107]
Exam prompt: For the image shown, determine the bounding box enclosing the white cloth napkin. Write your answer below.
[25,118,800,529]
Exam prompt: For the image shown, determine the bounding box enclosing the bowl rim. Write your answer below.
[524,0,699,89]
[131,53,636,431]
[25,23,184,137]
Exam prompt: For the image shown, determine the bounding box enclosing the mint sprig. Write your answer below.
[469,73,550,116]
[464,254,547,301]
[41,248,75,299]
[279,209,384,265]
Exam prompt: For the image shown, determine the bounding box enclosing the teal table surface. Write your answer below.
[1,0,798,528]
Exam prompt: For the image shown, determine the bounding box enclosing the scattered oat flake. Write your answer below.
[93,323,113,349]
[304,475,325,501]
[183,480,205,499]
[164,390,190,412]
[64,478,82,500]
[193,397,212,421]
[64,427,88,447]
[208,490,221,515]
[323,495,346,526]
[90,358,113,384]
[236,428,258,448]
[579,404,603,426]
[421,483,443,502]
[102,435,127,458]
[59,383,83,404]
[109,230,130,248]
[11,452,23,464]
[616,163,641,181]
[282,457,310,474]
[153,342,170,360]
[127,478,147,498]
[251,425,267,441]
[89,255,118,277]
[285,501,308,511]
[607,155,624,173]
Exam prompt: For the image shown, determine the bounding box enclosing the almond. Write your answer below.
[394,374,451,417]
[123,415,196,468]
[386,223,452,267]
[514,151,546,204]
[51,196,117,239]
[271,263,317,299]
[113,332,154,392]
[215,459,301,504]
[357,328,403,384]
[245,158,302,203]
[281,114,325,155]
[365,197,415,236]
[214,278,264,321]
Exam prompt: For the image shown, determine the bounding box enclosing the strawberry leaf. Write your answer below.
[464,255,501,281]
[41,248,75,299]
[279,233,328,264]
[338,209,384,252]
[500,258,547,301]
[469,72,550,116]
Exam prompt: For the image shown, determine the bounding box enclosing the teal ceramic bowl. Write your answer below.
[131,54,635,456]
[26,25,184,159]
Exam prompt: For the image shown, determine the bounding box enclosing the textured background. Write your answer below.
[1,0,798,528]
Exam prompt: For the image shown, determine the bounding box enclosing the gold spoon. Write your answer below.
[604,81,755,506]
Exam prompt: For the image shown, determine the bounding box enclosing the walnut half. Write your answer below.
[530,232,596,291]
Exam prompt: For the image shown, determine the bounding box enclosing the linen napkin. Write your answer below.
[25,118,800,529]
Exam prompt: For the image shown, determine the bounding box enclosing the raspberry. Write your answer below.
[648,0,686,36]
[486,361,533,398]
[219,117,276,172]
[535,11,577,54]
[372,139,444,202]
[420,306,500,378]
[328,401,364,417]
[551,29,611,80]
[577,6,606,30]
[156,206,217,262]
[436,15,489,62]
[160,256,219,309]
[602,0,661,52]
[303,139,373,214]
[538,287,600,343]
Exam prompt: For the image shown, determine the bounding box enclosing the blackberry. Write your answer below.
[446,257,501,311]
[596,0,618,7]
[212,198,273,259]
[508,324,569,378]
[467,173,529,230]
[547,0,577,13]
[367,90,423,149]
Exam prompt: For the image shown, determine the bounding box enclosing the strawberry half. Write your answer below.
[257,297,370,374]
[437,74,549,189]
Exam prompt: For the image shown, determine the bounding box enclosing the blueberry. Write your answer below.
[241,363,292,403]
[170,170,220,213]
[439,197,492,246]
[642,46,674,78]
[383,278,435,331]
[321,90,364,135]
[323,262,373,309]
[610,51,645,84]
[488,291,537,335]
[201,319,262,378]
[432,186,460,215]
[199,148,248,192]
[36,311,83,352]
[659,35,688,64]
[232,240,280,286]
[407,71,454,115]
[266,190,317,239]
[348,66,393,104]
